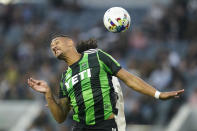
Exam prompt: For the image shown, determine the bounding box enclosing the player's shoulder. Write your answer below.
[61,67,72,79]
[97,49,111,58]
[97,49,110,54]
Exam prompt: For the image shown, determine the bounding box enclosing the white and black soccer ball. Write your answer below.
[103,7,131,33]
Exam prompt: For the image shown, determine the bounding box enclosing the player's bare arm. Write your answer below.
[45,90,70,123]
[116,68,184,100]
[27,78,70,123]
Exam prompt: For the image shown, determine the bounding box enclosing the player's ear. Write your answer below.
[67,39,75,47]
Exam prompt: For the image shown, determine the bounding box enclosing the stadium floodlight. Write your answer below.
[0,0,47,4]
[0,0,12,5]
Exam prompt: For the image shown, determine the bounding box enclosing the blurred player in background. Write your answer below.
[27,35,184,131]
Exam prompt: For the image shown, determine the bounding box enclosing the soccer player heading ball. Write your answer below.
[27,36,184,131]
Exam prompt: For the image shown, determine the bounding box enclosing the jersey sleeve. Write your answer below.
[97,49,122,76]
[59,74,68,99]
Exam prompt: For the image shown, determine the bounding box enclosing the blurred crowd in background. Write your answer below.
[0,0,197,130]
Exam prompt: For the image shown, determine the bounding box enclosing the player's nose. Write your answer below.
[52,47,57,52]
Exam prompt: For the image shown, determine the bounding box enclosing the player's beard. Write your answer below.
[57,52,65,60]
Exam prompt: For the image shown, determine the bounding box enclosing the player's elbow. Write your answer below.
[55,114,67,124]
[56,117,66,124]
[57,120,64,124]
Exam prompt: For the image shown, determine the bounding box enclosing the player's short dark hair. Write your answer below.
[76,38,98,53]
[51,34,71,40]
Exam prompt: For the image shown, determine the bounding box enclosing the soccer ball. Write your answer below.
[103,7,131,33]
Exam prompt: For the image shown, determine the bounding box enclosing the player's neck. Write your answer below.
[64,50,81,66]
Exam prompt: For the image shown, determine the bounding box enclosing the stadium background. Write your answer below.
[0,0,197,131]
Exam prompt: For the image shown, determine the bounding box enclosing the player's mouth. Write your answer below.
[55,49,61,55]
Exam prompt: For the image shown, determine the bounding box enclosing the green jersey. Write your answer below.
[59,49,122,125]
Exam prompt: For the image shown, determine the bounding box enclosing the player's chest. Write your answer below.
[64,62,100,92]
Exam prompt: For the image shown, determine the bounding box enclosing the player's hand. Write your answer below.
[27,77,50,93]
[159,89,184,100]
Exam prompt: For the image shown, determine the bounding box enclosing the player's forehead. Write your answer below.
[52,37,61,42]
[51,37,63,45]
[51,35,72,46]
